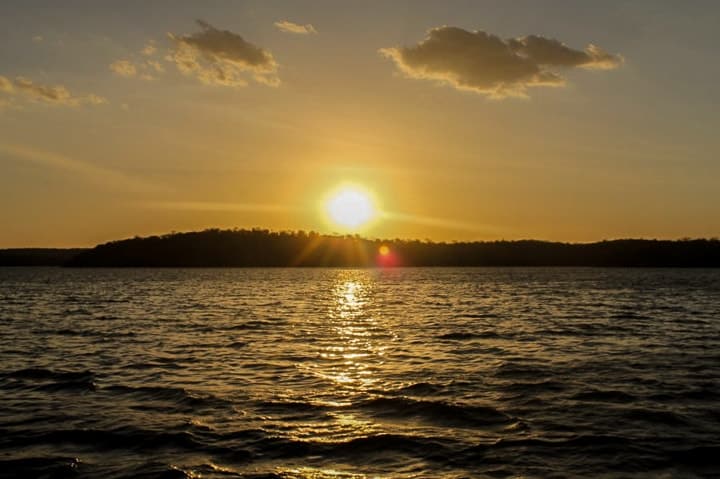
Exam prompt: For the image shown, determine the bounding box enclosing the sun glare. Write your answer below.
[324,186,377,230]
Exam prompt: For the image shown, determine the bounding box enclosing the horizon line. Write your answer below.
[2,226,719,250]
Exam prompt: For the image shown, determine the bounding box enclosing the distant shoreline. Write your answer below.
[2,229,719,268]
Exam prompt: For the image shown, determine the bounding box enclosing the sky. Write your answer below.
[1,0,719,247]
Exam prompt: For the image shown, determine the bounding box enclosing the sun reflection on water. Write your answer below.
[321,273,384,392]
[287,271,391,445]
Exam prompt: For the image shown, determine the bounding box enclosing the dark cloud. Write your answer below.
[167,20,279,87]
[508,35,622,69]
[380,27,623,98]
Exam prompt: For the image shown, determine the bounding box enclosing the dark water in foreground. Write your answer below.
[1,268,719,478]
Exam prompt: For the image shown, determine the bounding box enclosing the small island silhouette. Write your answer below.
[2,229,719,267]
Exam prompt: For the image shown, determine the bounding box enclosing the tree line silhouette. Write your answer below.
[41,228,720,267]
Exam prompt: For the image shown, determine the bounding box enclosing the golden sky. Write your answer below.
[1,1,719,247]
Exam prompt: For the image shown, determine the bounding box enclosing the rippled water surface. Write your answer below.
[1,267,719,478]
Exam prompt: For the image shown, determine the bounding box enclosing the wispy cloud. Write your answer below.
[274,20,317,35]
[2,76,107,106]
[380,27,623,99]
[146,60,164,73]
[109,59,137,77]
[141,41,157,56]
[0,76,13,93]
[13,76,74,102]
[109,50,165,81]
[167,20,279,87]
[381,210,499,234]
[142,200,293,213]
[0,143,162,192]
[0,77,17,110]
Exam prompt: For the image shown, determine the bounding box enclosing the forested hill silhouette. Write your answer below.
[63,229,720,267]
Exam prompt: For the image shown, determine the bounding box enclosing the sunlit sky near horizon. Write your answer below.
[1,0,719,247]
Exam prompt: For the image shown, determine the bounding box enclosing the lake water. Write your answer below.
[1,267,719,478]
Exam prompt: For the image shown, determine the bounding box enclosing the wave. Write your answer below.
[453,312,501,319]
[253,394,512,429]
[50,328,86,336]
[0,426,255,462]
[392,381,446,396]
[104,384,233,410]
[1,367,97,391]
[609,312,653,320]
[123,361,184,370]
[456,435,720,473]
[494,362,550,379]
[649,385,720,402]
[463,434,635,456]
[358,396,512,428]
[2,427,202,451]
[252,400,334,421]
[223,320,278,331]
[2,367,94,381]
[249,433,456,462]
[326,433,451,457]
[571,389,638,403]
[38,328,137,338]
[438,331,501,340]
[0,456,81,478]
[121,462,252,479]
[670,445,720,466]
[622,407,690,426]
[499,379,566,394]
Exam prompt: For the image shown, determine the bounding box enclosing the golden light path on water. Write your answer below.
[255,268,518,477]
[292,272,391,447]
[261,269,506,478]
[263,271,399,478]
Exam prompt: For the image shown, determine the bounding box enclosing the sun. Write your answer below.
[324,185,378,230]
